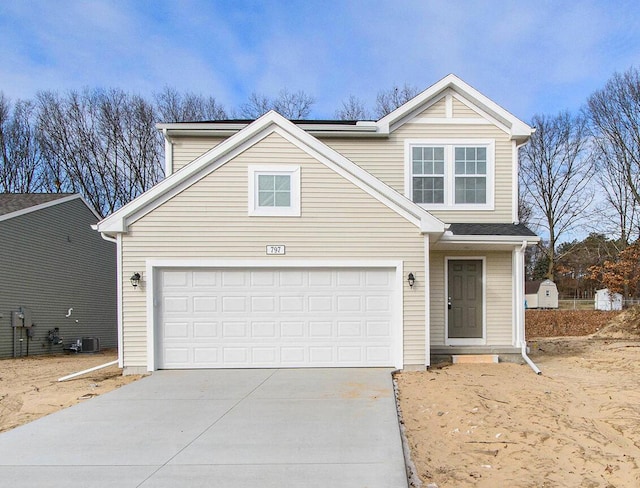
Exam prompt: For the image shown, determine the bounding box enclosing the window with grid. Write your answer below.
[248,165,300,216]
[258,174,291,207]
[454,147,487,204]
[412,146,445,204]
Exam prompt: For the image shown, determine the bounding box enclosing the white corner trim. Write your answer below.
[116,233,124,368]
[146,264,155,372]
[163,129,173,177]
[424,237,431,368]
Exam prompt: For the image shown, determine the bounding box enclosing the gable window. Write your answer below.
[405,140,494,210]
[248,165,300,216]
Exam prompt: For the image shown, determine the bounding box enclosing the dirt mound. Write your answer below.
[592,306,640,340]
[526,310,619,337]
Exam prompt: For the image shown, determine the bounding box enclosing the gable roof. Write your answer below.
[376,74,533,142]
[0,193,99,222]
[157,75,533,144]
[97,111,446,236]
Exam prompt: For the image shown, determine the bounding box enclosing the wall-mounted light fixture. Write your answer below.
[408,272,415,288]
[130,273,141,288]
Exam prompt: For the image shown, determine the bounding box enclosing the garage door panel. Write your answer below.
[192,296,217,312]
[193,322,218,338]
[157,268,398,369]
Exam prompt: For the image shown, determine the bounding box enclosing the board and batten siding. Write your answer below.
[122,132,427,369]
[321,121,514,223]
[429,250,514,347]
[0,199,117,358]
[171,136,227,173]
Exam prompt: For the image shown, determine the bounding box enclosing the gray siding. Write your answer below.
[0,198,116,358]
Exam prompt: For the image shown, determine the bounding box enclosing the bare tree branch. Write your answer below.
[519,111,595,280]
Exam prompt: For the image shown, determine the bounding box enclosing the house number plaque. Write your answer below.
[266,245,286,255]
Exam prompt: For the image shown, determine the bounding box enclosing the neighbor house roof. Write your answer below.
[0,193,74,216]
[0,193,102,223]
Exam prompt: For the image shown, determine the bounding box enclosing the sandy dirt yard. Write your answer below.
[397,331,640,487]
[0,350,142,433]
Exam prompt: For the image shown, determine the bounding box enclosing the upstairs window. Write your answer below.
[248,165,300,216]
[412,146,444,204]
[406,140,494,210]
[454,147,486,204]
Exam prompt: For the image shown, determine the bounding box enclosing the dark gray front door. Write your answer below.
[448,260,483,339]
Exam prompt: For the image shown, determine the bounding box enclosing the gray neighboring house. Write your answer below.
[0,193,117,358]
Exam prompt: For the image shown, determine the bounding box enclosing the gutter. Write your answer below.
[519,240,542,375]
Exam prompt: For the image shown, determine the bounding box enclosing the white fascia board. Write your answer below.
[0,194,85,223]
[438,233,541,245]
[376,74,533,140]
[101,110,446,235]
[98,112,287,233]
[159,121,384,139]
[269,122,446,233]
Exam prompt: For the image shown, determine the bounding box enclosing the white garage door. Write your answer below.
[156,267,398,368]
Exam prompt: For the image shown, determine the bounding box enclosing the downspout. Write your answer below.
[519,240,542,374]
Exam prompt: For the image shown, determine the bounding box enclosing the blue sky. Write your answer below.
[1,0,640,122]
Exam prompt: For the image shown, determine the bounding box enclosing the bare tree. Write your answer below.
[587,67,640,208]
[155,86,227,122]
[239,92,271,119]
[239,89,315,119]
[593,141,639,245]
[335,95,369,120]
[374,83,420,118]
[0,93,44,192]
[519,111,594,280]
[36,88,163,217]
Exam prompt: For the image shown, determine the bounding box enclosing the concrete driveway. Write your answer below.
[0,368,408,487]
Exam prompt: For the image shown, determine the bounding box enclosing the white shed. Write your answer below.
[525,279,559,309]
[594,289,623,311]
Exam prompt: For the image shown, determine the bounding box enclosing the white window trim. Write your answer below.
[248,164,301,216]
[404,139,495,211]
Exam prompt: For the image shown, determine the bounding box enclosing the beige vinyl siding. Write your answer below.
[452,97,482,118]
[429,250,514,346]
[171,136,227,172]
[417,97,446,117]
[122,132,426,369]
[321,123,513,222]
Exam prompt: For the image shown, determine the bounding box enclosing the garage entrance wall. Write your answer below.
[120,132,427,372]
